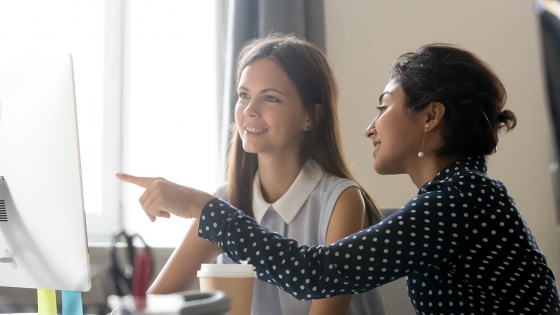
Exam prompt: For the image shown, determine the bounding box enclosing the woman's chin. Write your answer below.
[373,158,400,175]
[241,143,259,154]
[373,160,387,175]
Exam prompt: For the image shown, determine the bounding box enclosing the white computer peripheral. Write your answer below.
[0,54,91,313]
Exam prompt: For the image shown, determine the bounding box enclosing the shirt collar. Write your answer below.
[420,156,487,193]
[252,159,325,224]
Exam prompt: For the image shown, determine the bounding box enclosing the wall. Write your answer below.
[324,0,560,277]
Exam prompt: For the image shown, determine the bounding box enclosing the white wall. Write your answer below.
[324,0,560,277]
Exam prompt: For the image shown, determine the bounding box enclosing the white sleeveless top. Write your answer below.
[216,160,385,315]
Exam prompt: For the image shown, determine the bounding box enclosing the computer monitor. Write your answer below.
[0,54,91,292]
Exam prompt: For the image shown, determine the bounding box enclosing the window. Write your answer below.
[121,0,218,247]
[0,0,218,247]
[0,1,105,218]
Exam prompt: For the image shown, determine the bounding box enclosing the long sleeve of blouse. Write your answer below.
[198,157,560,314]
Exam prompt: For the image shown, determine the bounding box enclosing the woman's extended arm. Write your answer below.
[148,219,221,294]
[113,172,464,300]
[112,173,221,293]
[308,187,366,315]
[199,189,467,300]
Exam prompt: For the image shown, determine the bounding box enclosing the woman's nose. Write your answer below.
[244,101,258,117]
[365,120,376,138]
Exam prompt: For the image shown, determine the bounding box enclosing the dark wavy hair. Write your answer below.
[390,43,517,157]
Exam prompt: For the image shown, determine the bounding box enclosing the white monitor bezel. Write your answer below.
[0,54,91,291]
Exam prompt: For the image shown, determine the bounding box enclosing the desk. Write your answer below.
[108,295,184,314]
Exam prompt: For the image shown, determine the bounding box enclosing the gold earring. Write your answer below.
[418,123,429,158]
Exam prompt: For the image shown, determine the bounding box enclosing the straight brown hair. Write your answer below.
[226,34,382,224]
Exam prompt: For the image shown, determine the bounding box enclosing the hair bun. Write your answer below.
[497,109,517,132]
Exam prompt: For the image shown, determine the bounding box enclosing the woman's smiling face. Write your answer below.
[235,58,311,156]
[365,80,425,175]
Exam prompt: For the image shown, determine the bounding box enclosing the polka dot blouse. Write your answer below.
[198,156,560,314]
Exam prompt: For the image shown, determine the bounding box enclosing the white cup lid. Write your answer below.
[197,263,256,278]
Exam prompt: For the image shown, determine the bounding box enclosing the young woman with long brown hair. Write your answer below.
[119,34,385,315]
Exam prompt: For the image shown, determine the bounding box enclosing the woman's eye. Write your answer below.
[238,92,249,99]
[264,95,280,102]
[376,106,387,112]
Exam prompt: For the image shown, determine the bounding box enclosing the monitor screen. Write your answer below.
[0,54,91,291]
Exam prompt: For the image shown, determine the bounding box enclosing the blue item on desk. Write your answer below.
[61,290,83,315]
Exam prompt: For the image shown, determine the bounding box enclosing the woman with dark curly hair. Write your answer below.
[119,44,560,314]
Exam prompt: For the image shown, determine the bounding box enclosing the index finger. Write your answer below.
[115,172,155,188]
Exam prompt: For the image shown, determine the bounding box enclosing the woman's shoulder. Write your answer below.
[421,157,515,217]
[311,171,360,201]
[310,171,369,214]
[317,171,358,188]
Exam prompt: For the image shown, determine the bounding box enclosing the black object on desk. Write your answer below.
[107,229,154,298]
[180,291,231,315]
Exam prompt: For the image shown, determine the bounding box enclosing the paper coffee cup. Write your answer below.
[197,263,256,315]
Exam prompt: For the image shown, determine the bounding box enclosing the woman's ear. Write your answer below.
[424,102,446,130]
[303,103,323,131]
